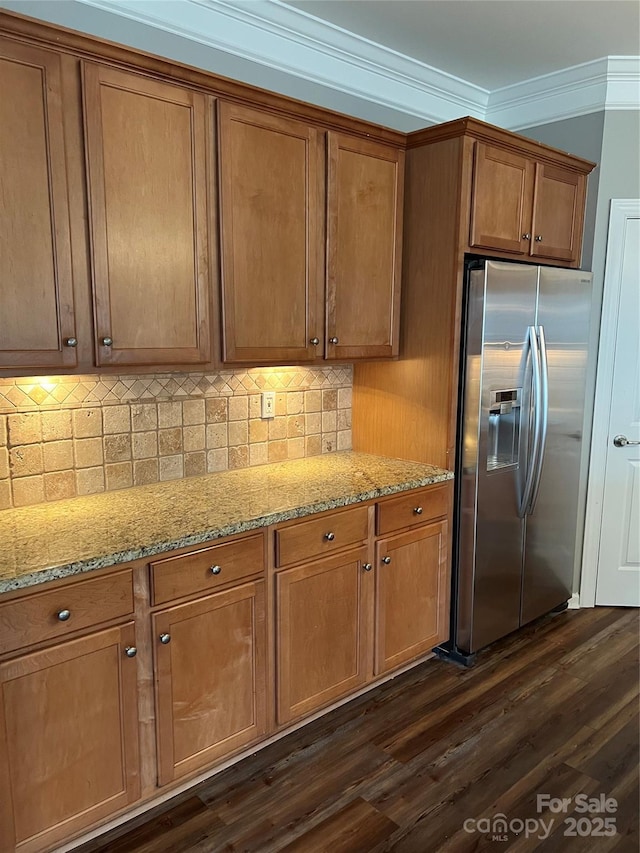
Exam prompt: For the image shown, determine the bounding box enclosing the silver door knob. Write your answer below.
[413,507,423,515]
[310,337,320,346]
[210,565,222,575]
[159,633,171,644]
[325,532,335,541]
[64,337,78,347]
[522,233,531,240]
[124,646,137,658]
[57,609,71,621]
[613,434,640,447]
[363,563,372,572]
[382,556,391,564]
[101,336,113,346]
[535,235,543,242]
[329,337,339,345]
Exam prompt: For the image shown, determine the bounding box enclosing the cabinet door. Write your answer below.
[153,581,267,786]
[0,623,140,853]
[326,133,404,360]
[469,142,534,255]
[530,162,586,264]
[0,39,77,370]
[82,63,211,366]
[218,102,324,363]
[276,547,370,725]
[375,521,448,675]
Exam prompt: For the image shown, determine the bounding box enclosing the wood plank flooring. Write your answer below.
[77,606,639,852]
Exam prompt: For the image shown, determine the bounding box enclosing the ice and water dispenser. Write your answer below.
[487,389,521,471]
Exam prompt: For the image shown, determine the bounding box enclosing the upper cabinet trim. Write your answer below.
[408,117,596,174]
[0,10,406,147]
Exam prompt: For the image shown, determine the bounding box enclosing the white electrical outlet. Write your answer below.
[261,391,275,419]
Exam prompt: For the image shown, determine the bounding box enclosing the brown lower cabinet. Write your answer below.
[0,623,140,853]
[275,546,371,725]
[153,580,267,786]
[0,484,451,852]
[375,520,449,675]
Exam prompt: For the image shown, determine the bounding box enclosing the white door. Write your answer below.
[589,202,640,606]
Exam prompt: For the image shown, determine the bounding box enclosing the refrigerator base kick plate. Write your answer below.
[433,643,476,668]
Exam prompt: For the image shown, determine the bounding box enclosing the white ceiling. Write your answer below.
[283,1,640,90]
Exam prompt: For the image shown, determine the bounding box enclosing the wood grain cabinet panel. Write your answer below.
[326,133,404,360]
[0,568,134,655]
[153,581,267,786]
[375,521,448,676]
[530,162,586,263]
[0,623,140,853]
[376,484,450,537]
[218,102,324,364]
[470,141,587,265]
[0,38,77,370]
[276,547,370,725]
[275,505,369,568]
[470,142,534,255]
[82,63,211,367]
[150,533,265,605]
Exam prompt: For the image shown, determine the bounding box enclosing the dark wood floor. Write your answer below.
[78,606,639,853]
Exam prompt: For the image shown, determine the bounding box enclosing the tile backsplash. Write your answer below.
[0,366,352,510]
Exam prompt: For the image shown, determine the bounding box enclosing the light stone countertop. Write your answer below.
[0,452,453,593]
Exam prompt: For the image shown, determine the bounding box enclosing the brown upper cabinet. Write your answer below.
[0,40,78,370]
[469,139,588,265]
[326,133,404,360]
[352,118,594,473]
[82,63,211,367]
[218,103,404,365]
[0,12,596,380]
[218,102,324,364]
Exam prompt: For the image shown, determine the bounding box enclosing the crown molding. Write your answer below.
[487,56,640,130]
[6,0,638,130]
[76,0,488,123]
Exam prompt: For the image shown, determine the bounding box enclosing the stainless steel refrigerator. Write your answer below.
[443,259,593,663]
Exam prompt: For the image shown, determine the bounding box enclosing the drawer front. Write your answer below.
[151,533,265,605]
[275,505,369,568]
[0,569,134,654]
[376,484,450,536]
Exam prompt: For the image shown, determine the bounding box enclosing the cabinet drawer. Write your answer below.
[150,533,265,605]
[275,505,369,568]
[376,484,450,536]
[0,569,134,655]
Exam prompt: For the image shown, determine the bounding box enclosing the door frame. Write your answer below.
[580,199,640,607]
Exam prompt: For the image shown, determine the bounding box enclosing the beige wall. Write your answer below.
[0,366,353,510]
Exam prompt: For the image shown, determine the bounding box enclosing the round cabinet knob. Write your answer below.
[325,532,335,541]
[159,633,171,645]
[124,646,137,658]
[522,233,531,240]
[363,563,373,572]
[64,337,78,348]
[329,337,339,345]
[382,556,392,565]
[309,337,320,346]
[210,565,222,575]
[57,609,71,622]
[101,336,113,346]
[413,506,423,515]
[535,235,543,242]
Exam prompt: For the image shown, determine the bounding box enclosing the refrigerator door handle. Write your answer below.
[528,325,549,514]
[519,325,542,518]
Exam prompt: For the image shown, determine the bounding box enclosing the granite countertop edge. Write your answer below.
[0,457,453,595]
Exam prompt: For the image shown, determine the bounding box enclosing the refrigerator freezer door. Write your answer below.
[521,268,592,624]
[456,261,538,654]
